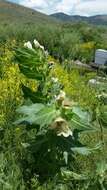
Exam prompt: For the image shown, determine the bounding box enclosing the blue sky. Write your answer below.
[8,0,107,16]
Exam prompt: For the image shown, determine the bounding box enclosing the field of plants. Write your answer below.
[1,21,107,190]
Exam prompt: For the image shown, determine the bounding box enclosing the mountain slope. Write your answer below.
[0,0,58,25]
[51,12,107,25]
[51,13,86,22]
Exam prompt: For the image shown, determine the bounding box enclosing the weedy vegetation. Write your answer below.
[1,3,107,189]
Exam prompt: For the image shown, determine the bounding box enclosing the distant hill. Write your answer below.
[0,0,58,25]
[51,12,107,25]
[0,0,60,41]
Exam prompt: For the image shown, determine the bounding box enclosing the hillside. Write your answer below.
[51,12,107,25]
[0,0,58,25]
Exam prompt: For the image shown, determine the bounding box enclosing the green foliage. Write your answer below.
[15,47,47,80]
[1,1,107,64]
[16,103,60,127]
[13,40,107,190]
[51,64,98,109]
[61,160,107,189]
[1,18,107,189]
[0,153,25,190]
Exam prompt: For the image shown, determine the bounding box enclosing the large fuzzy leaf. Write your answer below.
[16,103,45,115]
[71,106,93,131]
[15,47,46,80]
[29,106,60,127]
[19,64,43,80]
[21,84,47,103]
[61,168,87,180]
[71,147,92,155]
[71,143,102,155]
[72,106,91,123]
[15,104,60,127]
[15,48,44,66]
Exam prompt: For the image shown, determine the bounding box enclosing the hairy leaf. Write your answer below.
[61,168,86,180]
[21,84,47,103]
[19,64,43,80]
[15,104,60,128]
[71,106,93,132]
[17,103,45,115]
[71,143,101,155]
[72,106,91,123]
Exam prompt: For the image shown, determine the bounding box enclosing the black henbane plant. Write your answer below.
[14,39,101,182]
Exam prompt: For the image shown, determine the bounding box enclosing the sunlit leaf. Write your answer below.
[61,168,86,180]
[71,147,91,155]
[71,143,101,155]
[15,104,60,128]
[71,106,93,132]
[17,103,45,115]
[72,106,91,123]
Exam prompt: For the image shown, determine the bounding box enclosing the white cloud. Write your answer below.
[56,0,81,14]
[20,0,48,9]
[15,0,107,16]
[75,0,107,16]
[19,0,60,13]
[56,0,107,16]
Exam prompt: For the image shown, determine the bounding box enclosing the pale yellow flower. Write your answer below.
[56,90,66,101]
[24,41,32,49]
[50,117,72,138]
[34,39,40,48]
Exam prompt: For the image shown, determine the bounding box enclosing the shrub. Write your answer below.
[14,39,107,189]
